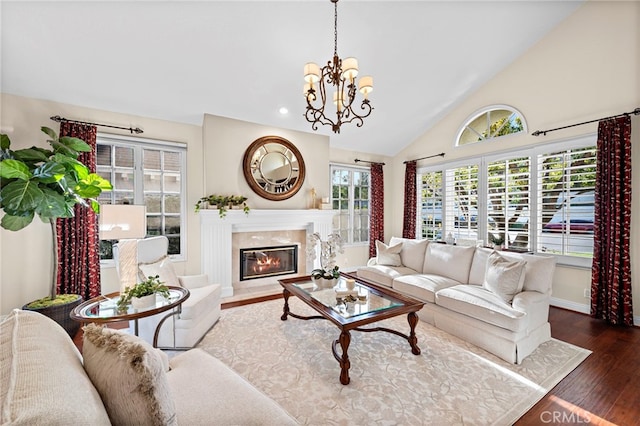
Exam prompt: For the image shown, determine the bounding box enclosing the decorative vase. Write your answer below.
[131,293,156,309]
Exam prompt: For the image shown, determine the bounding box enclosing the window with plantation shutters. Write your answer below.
[445,164,479,240]
[537,145,596,257]
[417,133,596,267]
[487,156,531,250]
[418,171,443,239]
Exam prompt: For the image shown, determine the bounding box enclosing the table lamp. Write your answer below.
[99,204,147,293]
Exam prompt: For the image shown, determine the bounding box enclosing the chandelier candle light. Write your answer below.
[304,0,373,133]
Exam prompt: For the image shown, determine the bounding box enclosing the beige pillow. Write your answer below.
[139,255,180,287]
[82,324,177,426]
[376,240,403,266]
[483,252,526,303]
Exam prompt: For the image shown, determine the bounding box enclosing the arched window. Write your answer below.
[456,105,527,146]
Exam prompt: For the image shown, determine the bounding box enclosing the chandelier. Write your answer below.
[303,0,373,133]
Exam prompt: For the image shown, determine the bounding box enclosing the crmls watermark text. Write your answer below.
[540,411,591,424]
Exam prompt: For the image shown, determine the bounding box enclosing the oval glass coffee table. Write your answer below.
[278,272,425,385]
[70,286,189,348]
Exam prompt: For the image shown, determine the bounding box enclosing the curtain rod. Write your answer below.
[532,107,640,136]
[354,159,386,166]
[50,115,144,134]
[403,152,445,164]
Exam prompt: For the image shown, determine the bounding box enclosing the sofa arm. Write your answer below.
[367,258,378,266]
[178,274,210,290]
[512,290,551,329]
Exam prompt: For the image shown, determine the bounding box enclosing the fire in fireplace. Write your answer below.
[240,245,298,281]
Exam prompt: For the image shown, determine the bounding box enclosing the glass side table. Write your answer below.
[70,286,189,348]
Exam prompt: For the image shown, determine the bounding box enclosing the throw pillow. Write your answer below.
[139,255,181,287]
[82,324,177,426]
[376,240,403,266]
[482,252,526,304]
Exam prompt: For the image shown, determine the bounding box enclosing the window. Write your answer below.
[331,165,370,244]
[97,134,187,261]
[537,146,596,258]
[418,134,596,266]
[456,105,526,146]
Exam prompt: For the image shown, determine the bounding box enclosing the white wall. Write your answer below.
[388,1,640,317]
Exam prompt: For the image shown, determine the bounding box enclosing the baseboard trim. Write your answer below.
[550,297,640,326]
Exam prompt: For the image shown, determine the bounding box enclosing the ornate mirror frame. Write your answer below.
[242,136,306,201]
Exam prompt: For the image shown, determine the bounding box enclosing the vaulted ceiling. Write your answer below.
[1,1,583,156]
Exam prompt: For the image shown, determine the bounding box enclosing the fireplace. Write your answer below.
[240,245,298,281]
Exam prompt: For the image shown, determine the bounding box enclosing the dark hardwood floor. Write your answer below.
[75,296,640,425]
[517,307,640,426]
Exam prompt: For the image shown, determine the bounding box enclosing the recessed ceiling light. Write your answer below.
[279,107,289,115]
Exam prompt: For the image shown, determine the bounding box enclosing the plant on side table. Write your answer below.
[0,127,112,336]
[116,275,170,311]
[306,232,344,287]
[194,194,250,218]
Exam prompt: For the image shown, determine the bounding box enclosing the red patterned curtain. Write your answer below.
[56,122,102,299]
[369,163,384,258]
[590,115,633,325]
[402,161,417,238]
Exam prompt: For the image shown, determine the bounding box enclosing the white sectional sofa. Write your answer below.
[357,237,556,364]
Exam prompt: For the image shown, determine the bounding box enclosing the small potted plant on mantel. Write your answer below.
[0,127,112,336]
[194,194,250,218]
[116,275,170,311]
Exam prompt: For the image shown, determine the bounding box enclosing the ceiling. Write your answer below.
[1,1,583,156]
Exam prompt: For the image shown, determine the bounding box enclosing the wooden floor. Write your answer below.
[516,307,640,426]
[75,296,640,425]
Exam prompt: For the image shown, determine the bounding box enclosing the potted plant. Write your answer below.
[0,127,112,335]
[194,194,250,218]
[116,275,170,311]
[306,232,344,287]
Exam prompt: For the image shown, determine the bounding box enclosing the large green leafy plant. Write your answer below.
[0,127,112,301]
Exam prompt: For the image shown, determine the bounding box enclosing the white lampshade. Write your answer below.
[358,75,373,99]
[99,204,147,240]
[303,62,321,84]
[341,57,359,81]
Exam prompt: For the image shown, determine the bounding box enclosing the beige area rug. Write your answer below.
[196,298,591,425]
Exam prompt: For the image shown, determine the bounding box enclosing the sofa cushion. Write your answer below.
[422,243,476,284]
[435,285,528,332]
[498,252,556,294]
[389,237,429,272]
[139,255,181,287]
[0,310,110,425]
[168,349,298,425]
[375,240,403,266]
[357,265,417,287]
[393,274,462,303]
[483,252,526,303]
[171,285,216,323]
[82,324,177,426]
[468,247,494,285]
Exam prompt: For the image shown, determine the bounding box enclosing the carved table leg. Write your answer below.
[338,330,351,385]
[281,289,290,321]
[407,311,421,355]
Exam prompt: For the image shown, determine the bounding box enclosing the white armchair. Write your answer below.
[114,236,221,349]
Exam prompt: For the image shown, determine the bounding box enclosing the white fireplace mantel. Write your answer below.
[200,209,336,297]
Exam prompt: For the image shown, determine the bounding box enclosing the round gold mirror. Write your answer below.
[242,136,306,201]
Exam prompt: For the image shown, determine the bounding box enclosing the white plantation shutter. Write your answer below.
[445,164,480,240]
[537,146,596,256]
[487,156,531,250]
